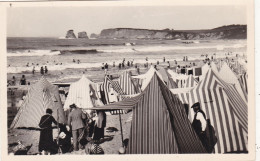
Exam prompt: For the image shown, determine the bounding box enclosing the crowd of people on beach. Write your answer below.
[8,75,28,95]
[38,104,107,155]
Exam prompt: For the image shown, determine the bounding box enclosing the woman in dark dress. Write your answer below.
[58,124,72,153]
[93,110,106,141]
[38,108,57,155]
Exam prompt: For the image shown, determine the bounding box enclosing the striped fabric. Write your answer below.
[10,77,66,128]
[210,62,219,72]
[94,73,207,154]
[157,66,178,89]
[64,75,97,111]
[185,75,198,88]
[219,62,247,102]
[170,88,193,120]
[189,69,248,153]
[132,66,165,91]
[102,76,125,115]
[239,72,248,94]
[119,71,140,95]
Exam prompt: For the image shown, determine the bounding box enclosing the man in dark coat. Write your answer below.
[191,102,208,151]
[67,104,87,151]
[38,108,57,155]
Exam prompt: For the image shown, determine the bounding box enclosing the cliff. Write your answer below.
[99,25,246,40]
[66,30,77,39]
[78,31,89,39]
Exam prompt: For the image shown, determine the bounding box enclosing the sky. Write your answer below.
[7,5,246,37]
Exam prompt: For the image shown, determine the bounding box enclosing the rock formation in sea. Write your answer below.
[99,25,247,40]
[66,30,77,39]
[78,32,89,39]
[90,33,99,39]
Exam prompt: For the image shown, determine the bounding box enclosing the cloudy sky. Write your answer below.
[7,5,246,37]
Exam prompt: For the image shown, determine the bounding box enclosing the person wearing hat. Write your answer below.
[38,108,58,155]
[67,104,87,151]
[191,102,207,148]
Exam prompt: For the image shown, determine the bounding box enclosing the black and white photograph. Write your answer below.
[0,0,255,160]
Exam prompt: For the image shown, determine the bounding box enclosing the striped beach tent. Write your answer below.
[167,69,188,88]
[101,75,125,114]
[210,62,219,72]
[94,72,207,154]
[119,71,140,95]
[238,72,248,94]
[157,66,178,89]
[189,69,248,153]
[219,62,247,102]
[170,88,193,118]
[63,75,100,112]
[10,77,66,128]
[132,66,165,91]
[185,75,198,88]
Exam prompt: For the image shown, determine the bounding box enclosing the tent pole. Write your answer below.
[57,109,61,154]
[119,112,124,147]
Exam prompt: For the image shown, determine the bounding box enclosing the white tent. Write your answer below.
[219,62,247,102]
[64,75,101,111]
[132,66,164,91]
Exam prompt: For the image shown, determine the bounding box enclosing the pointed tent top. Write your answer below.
[78,75,94,84]
[210,62,219,73]
[63,75,96,111]
[132,66,165,90]
[10,76,65,128]
[219,62,237,83]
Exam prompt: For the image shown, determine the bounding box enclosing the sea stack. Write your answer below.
[78,32,89,39]
[90,33,99,39]
[66,30,76,39]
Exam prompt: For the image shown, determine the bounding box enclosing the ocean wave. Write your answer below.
[6,51,241,74]
[99,44,246,53]
[7,50,61,57]
[7,43,246,57]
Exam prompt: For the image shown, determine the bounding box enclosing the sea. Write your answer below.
[7,37,247,74]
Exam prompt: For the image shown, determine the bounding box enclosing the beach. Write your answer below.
[7,38,247,155]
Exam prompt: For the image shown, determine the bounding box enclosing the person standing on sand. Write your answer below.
[67,104,87,151]
[191,102,207,150]
[20,75,26,85]
[44,66,48,74]
[39,109,57,155]
[40,67,44,75]
[32,66,35,75]
[10,76,16,95]
[93,110,106,141]
[137,67,140,74]
[11,76,16,86]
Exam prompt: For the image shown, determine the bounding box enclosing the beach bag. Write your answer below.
[89,144,104,154]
